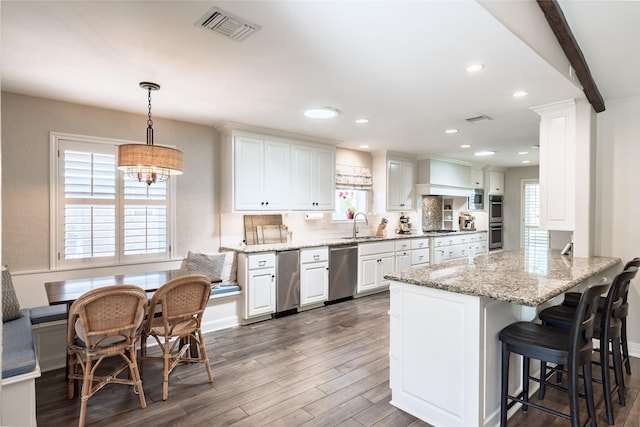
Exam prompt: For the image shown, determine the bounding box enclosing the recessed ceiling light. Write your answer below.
[445,129,458,134]
[474,150,496,156]
[355,118,370,124]
[359,144,369,149]
[512,90,529,98]
[518,151,529,155]
[466,64,484,73]
[303,107,340,119]
[521,160,531,164]
[460,144,472,149]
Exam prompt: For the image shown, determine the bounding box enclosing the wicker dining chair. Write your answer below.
[67,285,148,427]
[139,274,213,400]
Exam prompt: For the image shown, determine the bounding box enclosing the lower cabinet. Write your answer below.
[238,252,276,320]
[432,232,488,264]
[358,241,396,294]
[300,247,329,307]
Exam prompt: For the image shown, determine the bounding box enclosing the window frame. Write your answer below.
[50,132,177,270]
[520,178,549,249]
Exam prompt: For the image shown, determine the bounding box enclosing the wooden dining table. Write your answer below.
[45,269,222,307]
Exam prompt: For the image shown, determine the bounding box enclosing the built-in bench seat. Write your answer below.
[2,309,41,427]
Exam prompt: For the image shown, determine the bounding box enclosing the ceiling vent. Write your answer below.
[197,7,261,42]
[465,114,493,124]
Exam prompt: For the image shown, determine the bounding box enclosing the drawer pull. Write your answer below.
[313,255,320,260]
[259,260,266,267]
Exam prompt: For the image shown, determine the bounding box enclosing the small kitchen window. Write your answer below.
[333,164,372,221]
[332,190,368,221]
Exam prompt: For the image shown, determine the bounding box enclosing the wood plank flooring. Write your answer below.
[35,291,640,426]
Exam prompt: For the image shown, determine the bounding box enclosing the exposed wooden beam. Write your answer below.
[537,0,606,113]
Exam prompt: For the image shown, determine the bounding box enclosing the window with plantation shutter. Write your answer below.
[522,180,548,249]
[51,133,175,269]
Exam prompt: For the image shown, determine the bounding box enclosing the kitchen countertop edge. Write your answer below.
[220,230,487,254]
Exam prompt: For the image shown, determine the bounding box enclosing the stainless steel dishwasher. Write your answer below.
[275,249,300,316]
[328,245,358,303]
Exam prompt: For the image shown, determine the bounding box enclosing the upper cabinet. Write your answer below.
[470,169,484,189]
[532,99,577,231]
[488,171,504,195]
[387,159,415,211]
[221,128,336,212]
[373,151,416,212]
[234,136,290,211]
[290,144,335,211]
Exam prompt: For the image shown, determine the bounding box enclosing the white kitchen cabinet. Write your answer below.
[358,241,396,294]
[488,171,504,195]
[238,252,276,320]
[290,144,335,211]
[471,169,484,189]
[300,247,329,307]
[388,160,415,211]
[410,238,430,267]
[234,136,290,210]
[431,232,486,264]
[395,241,412,272]
[532,99,576,231]
[373,151,416,212]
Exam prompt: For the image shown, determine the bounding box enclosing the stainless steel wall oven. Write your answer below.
[489,223,503,249]
[489,195,503,223]
[489,194,503,249]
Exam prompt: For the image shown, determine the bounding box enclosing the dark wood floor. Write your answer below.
[35,292,640,426]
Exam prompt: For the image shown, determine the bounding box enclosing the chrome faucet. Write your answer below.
[352,212,369,238]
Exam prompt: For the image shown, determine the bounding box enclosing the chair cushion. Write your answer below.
[2,310,36,378]
[2,267,23,322]
[186,251,236,282]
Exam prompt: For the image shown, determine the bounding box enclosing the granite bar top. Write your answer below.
[220,230,487,254]
[385,249,621,307]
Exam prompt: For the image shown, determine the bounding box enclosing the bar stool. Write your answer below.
[560,257,640,376]
[538,267,638,425]
[499,282,607,427]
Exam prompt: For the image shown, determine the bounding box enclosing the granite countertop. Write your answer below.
[385,249,621,307]
[220,230,487,254]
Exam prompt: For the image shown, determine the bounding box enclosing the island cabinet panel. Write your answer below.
[389,282,526,427]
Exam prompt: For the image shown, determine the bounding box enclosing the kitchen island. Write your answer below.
[385,248,620,427]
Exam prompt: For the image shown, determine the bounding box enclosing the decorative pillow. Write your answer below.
[186,251,227,279]
[2,267,23,322]
[221,252,237,283]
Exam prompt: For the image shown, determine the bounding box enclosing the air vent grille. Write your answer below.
[465,114,493,124]
[197,7,261,42]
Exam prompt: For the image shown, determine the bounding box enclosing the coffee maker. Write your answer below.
[459,213,475,231]
[397,214,411,234]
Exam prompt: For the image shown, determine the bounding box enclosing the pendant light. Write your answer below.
[117,82,183,185]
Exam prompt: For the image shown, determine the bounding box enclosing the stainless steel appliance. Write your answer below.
[489,223,503,249]
[489,195,503,223]
[328,245,358,303]
[276,249,300,316]
[468,189,484,210]
[459,213,475,231]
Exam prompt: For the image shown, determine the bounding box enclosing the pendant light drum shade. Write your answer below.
[117,143,183,184]
[117,81,184,185]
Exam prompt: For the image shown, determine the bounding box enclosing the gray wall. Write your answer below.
[503,166,539,250]
[1,92,220,271]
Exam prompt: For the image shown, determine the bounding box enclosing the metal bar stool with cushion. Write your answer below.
[560,258,640,376]
[139,274,213,400]
[499,282,607,427]
[538,267,638,425]
[67,285,148,427]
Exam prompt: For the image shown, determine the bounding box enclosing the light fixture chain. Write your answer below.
[147,88,153,128]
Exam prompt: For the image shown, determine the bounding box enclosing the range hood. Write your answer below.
[415,159,474,197]
[415,183,473,197]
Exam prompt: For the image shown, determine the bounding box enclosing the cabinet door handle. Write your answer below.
[265,201,269,205]
[271,274,275,279]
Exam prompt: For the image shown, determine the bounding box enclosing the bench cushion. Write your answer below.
[211,284,240,297]
[2,309,37,379]
[29,305,68,325]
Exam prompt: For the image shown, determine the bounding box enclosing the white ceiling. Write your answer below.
[1,1,638,168]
